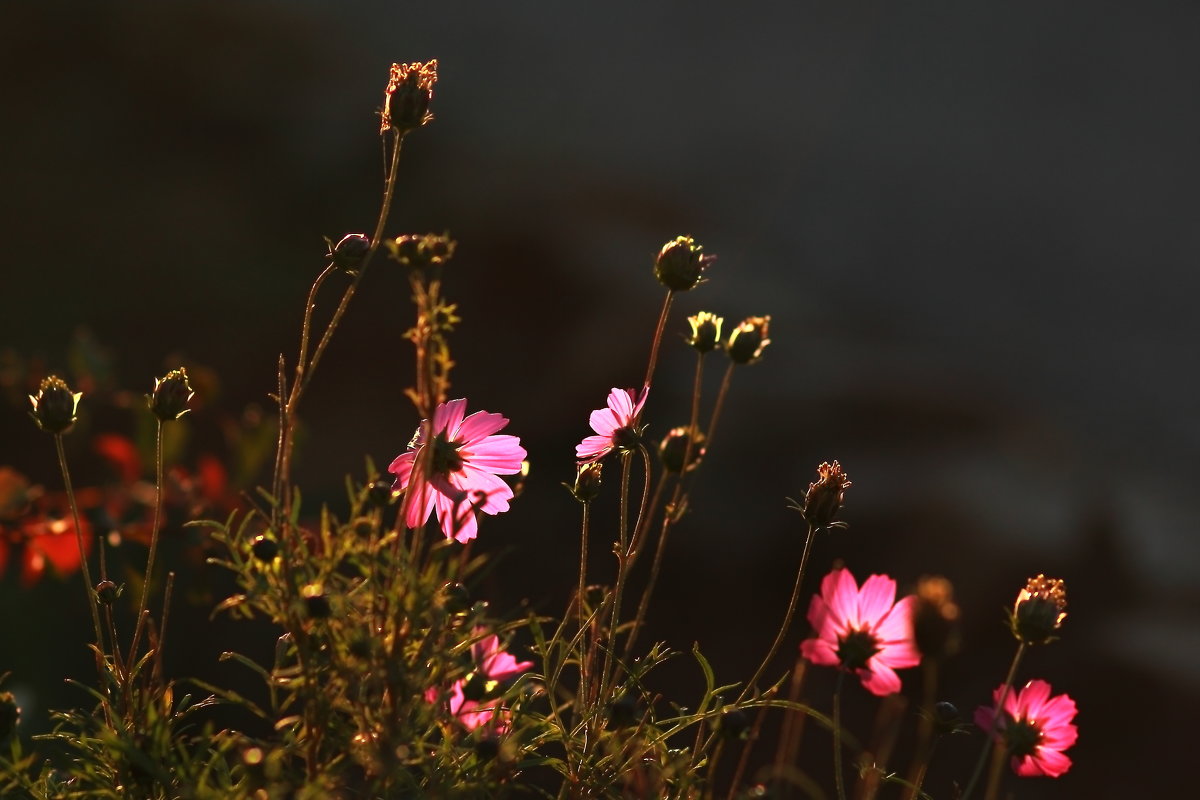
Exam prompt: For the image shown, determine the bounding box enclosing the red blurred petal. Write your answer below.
[20,515,92,586]
[94,433,142,483]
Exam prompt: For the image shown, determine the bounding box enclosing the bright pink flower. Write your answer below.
[388,398,525,543]
[800,567,921,696]
[426,631,534,732]
[575,387,648,462]
[974,679,1078,778]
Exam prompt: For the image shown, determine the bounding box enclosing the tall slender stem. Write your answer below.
[961,642,1026,800]
[577,501,592,712]
[833,671,848,800]
[641,289,675,394]
[55,434,104,658]
[740,522,817,702]
[704,362,736,451]
[129,419,164,664]
[597,453,633,709]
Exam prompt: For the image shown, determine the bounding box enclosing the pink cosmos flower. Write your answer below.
[974,679,1078,778]
[799,567,921,696]
[426,631,534,732]
[576,386,648,462]
[388,398,525,543]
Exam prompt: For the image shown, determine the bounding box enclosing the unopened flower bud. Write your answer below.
[568,461,603,504]
[303,586,331,619]
[718,708,750,740]
[328,233,370,274]
[932,701,960,735]
[1010,574,1067,645]
[442,582,471,614]
[686,311,723,353]
[726,316,771,365]
[608,695,638,728]
[95,580,120,606]
[251,535,279,562]
[912,575,961,660]
[29,375,81,434]
[659,427,705,473]
[385,232,457,268]
[653,236,715,292]
[0,692,18,740]
[462,672,489,703]
[366,480,396,509]
[381,60,437,134]
[800,461,851,530]
[147,368,193,421]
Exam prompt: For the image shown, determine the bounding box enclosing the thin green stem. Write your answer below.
[54,435,104,657]
[739,522,817,703]
[641,289,675,395]
[961,642,1027,800]
[129,419,163,666]
[833,671,848,800]
[597,453,633,710]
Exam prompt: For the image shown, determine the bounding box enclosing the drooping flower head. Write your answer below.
[575,387,648,462]
[800,567,920,696]
[1010,574,1067,645]
[975,679,1078,778]
[388,398,525,543]
[427,630,534,732]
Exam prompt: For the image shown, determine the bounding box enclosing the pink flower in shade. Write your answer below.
[426,631,534,732]
[799,567,921,696]
[388,399,525,543]
[974,679,1078,778]
[575,387,648,462]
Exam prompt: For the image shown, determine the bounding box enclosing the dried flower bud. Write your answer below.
[0,692,18,740]
[251,534,279,562]
[147,368,193,421]
[718,708,750,740]
[659,426,706,473]
[653,236,715,292]
[29,375,81,434]
[385,232,457,268]
[800,461,851,530]
[726,316,771,365]
[686,311,724,353]
[1010,574,1067,645]
[95,580,120,606]
[328,233,371,274]
[567,461,603,504]
[912,575,961,660]
[381,60,437,134]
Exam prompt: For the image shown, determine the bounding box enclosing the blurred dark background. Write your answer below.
[2,1,1197,796]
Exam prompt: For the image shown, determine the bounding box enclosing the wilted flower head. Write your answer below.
[800,461,851,530]
[381,60,437,133]
[386,232,457,268]
[726,315,771,364]
[911,575,961,660]
[147,368,193,421]
[686,311,724,353]
[29,375,81,434]
[388,398,526,543]
[568,461,604,504]
[658,426,705,473]
[1010,574,1067,645]
[576,387,648,462]
[653,236,715,292]
[327,233,371,273]
[800,567,920,696]
[975,679,1078,778]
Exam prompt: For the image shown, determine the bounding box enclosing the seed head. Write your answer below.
[726,316,771,365]
[659,426,705,474]
[653,236,715,292]
[800,461,851,530]
[29,375,81,434]
[686,311,723,354]
[147,368,193,421]
[381,60,437,134]
[1010,574,1067,645]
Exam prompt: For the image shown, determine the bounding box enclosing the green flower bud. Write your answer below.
[726,316,771,365]
[653,236,715,292]
[686,311,724,353]
[147,368,193,421]
[328,233,370,274]
[1010,575,1067,645]
[29,375,81,434]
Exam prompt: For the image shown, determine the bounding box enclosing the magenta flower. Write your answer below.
[974,679,1078,778]
[388,398,525,543]
[575,386,648,462]
[800,567,921,696]
[426,631,534,732]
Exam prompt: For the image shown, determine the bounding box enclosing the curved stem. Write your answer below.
[129,419,164,664]
[704,362,736,451]
[961,642,1026,799]
[55,435,104,658]
[739,522,817,702]
[833,671,848,800]
[641,289,675,395]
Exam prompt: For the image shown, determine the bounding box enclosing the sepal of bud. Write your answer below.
[659,427,705,473]
[686,311,724,353]
[566,461,603,504]
[327,233,371,274]
[653,236,715,292]
[147,368,193,421]
[796,461,851,530]
[29,375,81,434]
[1010,574,1067,645]
[381,60,438,134]
[726,316,771,365]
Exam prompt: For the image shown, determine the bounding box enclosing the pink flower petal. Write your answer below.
[1015,679,1052,718]
[457,410,510,444]
[405,473,437,530]
[606,388,635,419]
[447,466,515,515]
[388,450,416,489]
[1031,748,1072,778]
[857,574,898,627]
[576,435,614,460]
[433,488,478,543]
[827,569,861,631]
[799,636,838,667]
[858,661,901,696]
[589,408,619,437]
[434,399,468,437]
[461,435,526,473]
